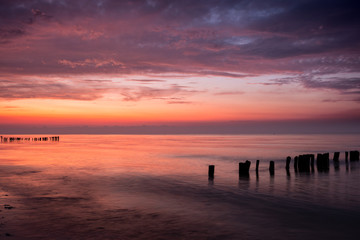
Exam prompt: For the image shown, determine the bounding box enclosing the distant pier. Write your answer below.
[0,136,60,143]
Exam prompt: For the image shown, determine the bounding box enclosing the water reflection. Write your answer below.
[0,134,359,240]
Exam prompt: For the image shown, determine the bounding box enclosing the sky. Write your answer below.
[0,0,360,133]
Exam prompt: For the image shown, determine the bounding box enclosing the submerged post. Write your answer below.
[345,152,349,162]
[239,160,251,176]
[350,151,359,161]
[256,160,259,172]
[208,165,215,179]
[310,154,315,171]
[294,156,298,172]
[333,152,340,170]
[286,156,291,170]
[298,155,310,172]
[324,153,330,170]
[269,161,275,175]
[317,153,329,172]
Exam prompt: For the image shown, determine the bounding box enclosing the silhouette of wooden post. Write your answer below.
[286,156,291,170]
[350,151,359,161]
[239,160,251,176]
[208,165,215,179]
[324,153,330,169]
[294,156,298,172]
[310,154,315,171]
[304,155,311,172]
[269,161,274,175]
[255,160,259,172]
[333,152,340,169]
[345,152,348,162]
[298,155,304,171]
[317,153,329,171]
[316,153,322,171]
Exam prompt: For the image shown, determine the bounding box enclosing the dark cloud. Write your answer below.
[0,0,359,98]
[0,1,53,43]
[302,76,360,92]
[0,28,25,43]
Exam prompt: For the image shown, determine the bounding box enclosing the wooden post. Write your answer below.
[345,152,348,162]
[285,156,291,170]
[294,156,298,172]
[239,160,251,176]
[256,160,259,172]
[304,155,311,172]
[317,153,329,172]
[333,152,340,170]
[208,165,215,179]
[324,153,329,170]
[269,161,274,175]
[310,154,315,172]
[298,155,304,171]
[350,151,360,161]
[316,153,322,171]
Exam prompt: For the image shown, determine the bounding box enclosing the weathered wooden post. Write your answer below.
[255,160,259,172]
[316,153,322,171]
[324,153,330,170]
[333,152,340,170]
[208,165,215,179]
[286,156,291,170]
[239,160,251,176]
[317,153,329,172]
[294,156,298,172]
[350,151,359,161]
[345,152,348,162]
[306,154,311,172]
[310,154,315,172]
[298,155,303,171]
[269,161,275,175]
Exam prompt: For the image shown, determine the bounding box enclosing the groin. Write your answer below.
[0,136,60,143]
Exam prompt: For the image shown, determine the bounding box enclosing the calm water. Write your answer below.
[0,134,360,240]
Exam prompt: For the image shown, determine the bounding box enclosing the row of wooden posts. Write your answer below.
[208,150,360,178]
[0,136,60,142]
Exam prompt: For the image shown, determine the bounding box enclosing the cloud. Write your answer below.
[167,100,193,104]
[119,84,199,102]
[214,91,244,96]
[58,58,124,69]
[302,76,360,92]
[0,28,25,43]
[127,79,167,84]
[0,77,108,100]
[0,0,359,102]
[258,77,296,86]
[0,2,53,43]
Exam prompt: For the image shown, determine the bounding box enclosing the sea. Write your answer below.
[0,134,360,240]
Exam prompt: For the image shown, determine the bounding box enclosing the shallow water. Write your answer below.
[0,134,360,239]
